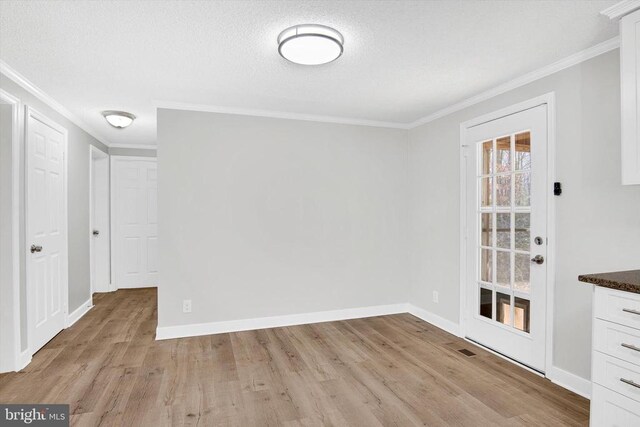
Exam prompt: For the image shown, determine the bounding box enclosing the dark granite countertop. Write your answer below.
[578,270,640,294]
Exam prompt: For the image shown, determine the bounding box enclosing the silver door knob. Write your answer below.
[30,244,43,253]
[531,255,544,265]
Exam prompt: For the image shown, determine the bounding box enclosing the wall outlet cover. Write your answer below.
[183,299,192,313]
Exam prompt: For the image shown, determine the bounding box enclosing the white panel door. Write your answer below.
[26,109,67,353]
[112,157,158,288]
[90,150,110,292]
[464,104,547,372]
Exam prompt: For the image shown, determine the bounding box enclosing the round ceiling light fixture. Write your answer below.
[278,24,344,65]
[102,110,136,129]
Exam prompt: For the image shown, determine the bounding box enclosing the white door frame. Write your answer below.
[89,145,110,295]
[25,106,69,357]
[459,92,556,376]
[110,155,158,289]
[0,89,22,372]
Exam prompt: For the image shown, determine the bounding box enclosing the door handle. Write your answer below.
[531,255,544,265]
[620,378,640,389]
[30,244,43,253]
[621,343,640,353]
[93,230,100,236]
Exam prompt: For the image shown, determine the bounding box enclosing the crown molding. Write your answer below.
[154,100,411,130]
[0,59,113,147]
[407,37,620,129]
[108,143,157,150]
[2,34,621,144]
[601,0,640,19]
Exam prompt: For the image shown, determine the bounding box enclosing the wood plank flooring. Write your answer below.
[0,288,589,426]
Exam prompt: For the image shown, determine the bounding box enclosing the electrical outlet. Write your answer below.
[432,291,439,303]
[183,299,192,313]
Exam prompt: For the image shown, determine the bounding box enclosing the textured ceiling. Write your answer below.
[0,0,618,147]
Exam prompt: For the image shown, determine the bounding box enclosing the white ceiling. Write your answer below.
[0,0,619,147]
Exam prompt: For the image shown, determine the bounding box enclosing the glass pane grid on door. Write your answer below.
[477,131,532,334]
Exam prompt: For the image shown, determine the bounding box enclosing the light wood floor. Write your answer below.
[0,288,589,426]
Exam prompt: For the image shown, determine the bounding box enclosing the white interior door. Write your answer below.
[112,157,158,288]
[26,108,68,353]
[90,147,110,293]
[464,104,548,372]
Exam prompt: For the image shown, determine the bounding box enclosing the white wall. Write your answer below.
[408,49,640,380]
[157,110,409,328]
[156,49,639,385]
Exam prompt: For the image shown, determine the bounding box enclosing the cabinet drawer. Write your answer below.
[593,351,640,403]
[594,287,640,330]
[594,319,640,367]
[591,384,640,427]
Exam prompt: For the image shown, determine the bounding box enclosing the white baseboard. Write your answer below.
[93,283,115,293]
[0,349,29,374]
[156,303,410,340]
[547,365,591,400]
[66,298,93,328]
[407,304,462,337]
[116,284,157,290]
[18,349,31,371]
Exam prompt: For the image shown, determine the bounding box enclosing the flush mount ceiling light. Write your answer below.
[102,110,136,129]
[278,24,344,65]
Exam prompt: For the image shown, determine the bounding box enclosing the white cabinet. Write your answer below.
[591,384,640,426]
[621,9,640,185]
[591,287,640,426]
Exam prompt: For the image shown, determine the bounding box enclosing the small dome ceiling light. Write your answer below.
[102,110,136,129]
[278,24,344,65]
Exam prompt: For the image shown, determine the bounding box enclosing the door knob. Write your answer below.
[93,230,100,236]
[531,255,544,265]
[30,244,43,253]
